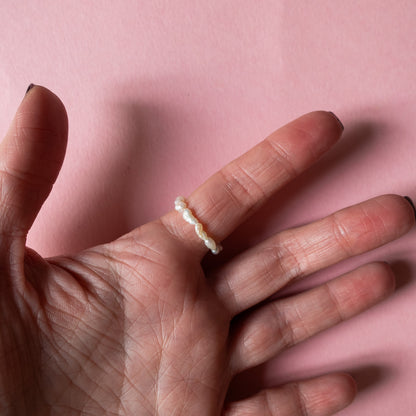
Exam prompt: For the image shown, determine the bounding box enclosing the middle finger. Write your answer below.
[210,194,414,315]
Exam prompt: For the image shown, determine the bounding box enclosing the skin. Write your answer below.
[0,85,413,415]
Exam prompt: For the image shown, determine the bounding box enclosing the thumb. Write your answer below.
[0,84,68,238]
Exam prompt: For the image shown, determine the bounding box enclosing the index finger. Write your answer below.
[161,111,344,258]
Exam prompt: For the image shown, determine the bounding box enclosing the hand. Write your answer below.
[0,85,413,416]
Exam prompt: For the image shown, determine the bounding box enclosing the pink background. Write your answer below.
[1,1,416,414]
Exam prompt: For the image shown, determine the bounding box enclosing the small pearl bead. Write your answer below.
[204,237,216,251]
[183,209,198,225]
[212,244,222,255]
[174,196,222,255]
[175,201,187,210]
[194,223,206,240]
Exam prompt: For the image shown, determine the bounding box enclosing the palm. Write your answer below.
[0,85,413,415]
[7,221,229,415]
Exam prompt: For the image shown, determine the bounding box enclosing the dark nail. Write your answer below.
[404,196,416,220]
[328,111,344,131]
[25,83,35,95]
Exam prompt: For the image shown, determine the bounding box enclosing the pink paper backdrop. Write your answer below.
[1,1,416,414]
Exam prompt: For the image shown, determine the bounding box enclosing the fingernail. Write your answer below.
[404,196,416,220]
[328,111,344,131]
[25,83,35,95]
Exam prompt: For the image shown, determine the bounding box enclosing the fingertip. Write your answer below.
[20,84,68,142]
[302,110,344,134]
[13,84,69,180]
[383,194,416,235]
[332,262,396,316]
[287,111,344,158]
[25,83,35,95]
[270,111,344,176]
[327,111,345,131]
[368,261,396,296]
[349,194,416,247]
[303,373,357,415]
[304,110,344,136]
[333,372,357,409]
[403,195,416,223]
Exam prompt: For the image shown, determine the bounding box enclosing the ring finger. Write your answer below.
[229,261,395,372]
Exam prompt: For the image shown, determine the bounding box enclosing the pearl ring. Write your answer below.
[175,196,222,255]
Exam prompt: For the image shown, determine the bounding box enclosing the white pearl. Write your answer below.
[183,209,198,225]
[175,196,187,211]
[194,223,206,240]
[212,244,222,255]
[204,237,216,251]
[175,196,222,255]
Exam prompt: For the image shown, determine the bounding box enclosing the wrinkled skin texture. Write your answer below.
[0,86,413,415]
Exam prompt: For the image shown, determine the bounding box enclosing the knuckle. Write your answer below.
[261,389,276,416]
[290,382,309,416]
[264,234,307,284]
[270,303,297,350]
[281,302,311,347]
[220,163,267,212]
[242,308,282,360]
[323,282,346,322]
[264,135,300,178]
[330,214,355,256]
